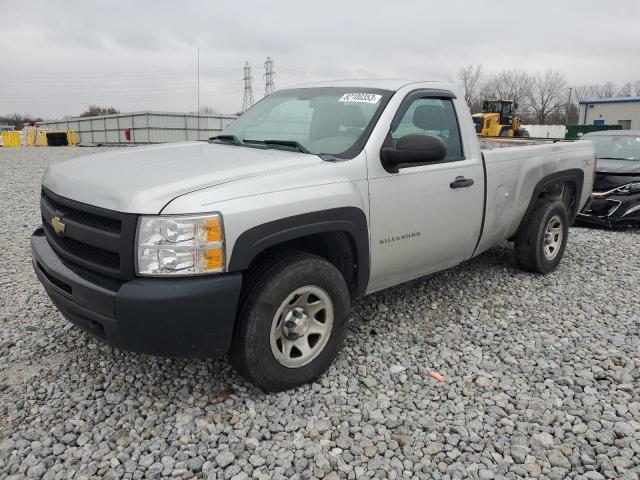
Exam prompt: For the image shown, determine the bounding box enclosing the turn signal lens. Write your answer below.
[205,247,224,271]
[205,217,222,242]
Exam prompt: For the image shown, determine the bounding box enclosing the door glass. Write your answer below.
[391,98,464,161]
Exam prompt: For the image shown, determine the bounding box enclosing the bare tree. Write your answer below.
[188,105,220,115]
[565,102,580,125]
[79,105,120,117]
[481,69,534,113]
[574,85,594,101]
[526,70,567,124]
[618,81,640,97]
[0,113,42,130]
[618,83,633,97]
[575,82,617,100]
[199,105,219,114]
[594,82,617,98]
[454,65,632,126]
[457,64,483,112]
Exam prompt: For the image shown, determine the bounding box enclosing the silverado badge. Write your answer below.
[51,216,66,236]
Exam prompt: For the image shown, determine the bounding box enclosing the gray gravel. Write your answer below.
[1,146,639,480]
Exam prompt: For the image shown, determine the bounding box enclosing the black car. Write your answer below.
[577,131,640,228]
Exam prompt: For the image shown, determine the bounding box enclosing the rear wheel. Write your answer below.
[499,128,511,137]
[515,129,530,138]
[515,199,569,273]
[229,253,350,391]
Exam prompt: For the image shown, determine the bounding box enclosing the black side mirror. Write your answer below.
[381,134,447,173]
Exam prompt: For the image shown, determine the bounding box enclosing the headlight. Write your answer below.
[136,213,225,276]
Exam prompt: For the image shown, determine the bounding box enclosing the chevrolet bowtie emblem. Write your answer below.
[51,216,66,236]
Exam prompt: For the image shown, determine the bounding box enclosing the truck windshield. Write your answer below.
[218,87,392,157]
[586,135,640,161]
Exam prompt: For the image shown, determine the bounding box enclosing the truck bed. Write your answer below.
[475,141,595,255]
[479,137,569,150]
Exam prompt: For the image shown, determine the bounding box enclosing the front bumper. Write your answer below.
[31,228,242,358]
[576,193,640,229]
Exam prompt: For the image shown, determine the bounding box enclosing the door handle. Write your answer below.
[450,176,474,188]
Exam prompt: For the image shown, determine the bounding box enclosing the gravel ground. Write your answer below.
[0,146,639,480]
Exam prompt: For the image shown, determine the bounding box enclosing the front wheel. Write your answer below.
[229,253,350,392]
[514,199,569,273]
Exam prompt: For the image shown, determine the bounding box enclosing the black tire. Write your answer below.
[514,199,569,273]
[515,129,530,138]
[499,128,511,137]
[229,253,350,392]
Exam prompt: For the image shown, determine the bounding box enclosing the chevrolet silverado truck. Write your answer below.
[31,80,596,391]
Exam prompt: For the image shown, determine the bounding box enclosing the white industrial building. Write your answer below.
[579,97,640,130]
[37,111,237,145]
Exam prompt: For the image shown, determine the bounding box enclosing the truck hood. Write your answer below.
[595,158,640,175]
[43,142,322,213]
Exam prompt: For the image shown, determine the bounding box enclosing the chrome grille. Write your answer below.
[40,188,138,279]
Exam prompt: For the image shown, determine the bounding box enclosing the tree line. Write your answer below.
[0,113,43,131]
[78,105,120,117]
[457,64,640,125]
[0,105,122,130]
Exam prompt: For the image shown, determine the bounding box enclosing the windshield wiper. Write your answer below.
[264,139,311,154]
[209,134,242,146]
[243,138,311,154]
[598,157,637,161]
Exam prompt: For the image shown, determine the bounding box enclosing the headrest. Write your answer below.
[340,105,367,128]
[413,104,445,131]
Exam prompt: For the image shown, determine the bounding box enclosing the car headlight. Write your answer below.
[136,213,225,276]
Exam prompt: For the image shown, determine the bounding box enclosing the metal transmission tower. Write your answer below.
[242,62,254,112]
[264,57,275,96]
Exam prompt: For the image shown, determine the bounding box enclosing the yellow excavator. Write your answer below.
[472,100,530,137]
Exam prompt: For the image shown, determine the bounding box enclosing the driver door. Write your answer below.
[366,92,484,293]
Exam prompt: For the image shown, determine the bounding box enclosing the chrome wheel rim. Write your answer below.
[543,215,563,260]
[270,286,334,368]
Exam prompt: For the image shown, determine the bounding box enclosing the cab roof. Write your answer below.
[286,78,458,92]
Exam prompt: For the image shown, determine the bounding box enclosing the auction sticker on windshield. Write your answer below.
[339,93,382,103]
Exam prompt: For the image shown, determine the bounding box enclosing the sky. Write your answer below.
[1,0,639,119]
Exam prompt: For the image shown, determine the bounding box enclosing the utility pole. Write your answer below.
[197,48,200,115]
[242,62,254,112]
[264,57,275,96]
[565,86,573,125]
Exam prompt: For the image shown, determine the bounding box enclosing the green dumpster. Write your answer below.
[565,124,623,140]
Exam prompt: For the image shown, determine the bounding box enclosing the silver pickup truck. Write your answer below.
[31,80,595,391]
